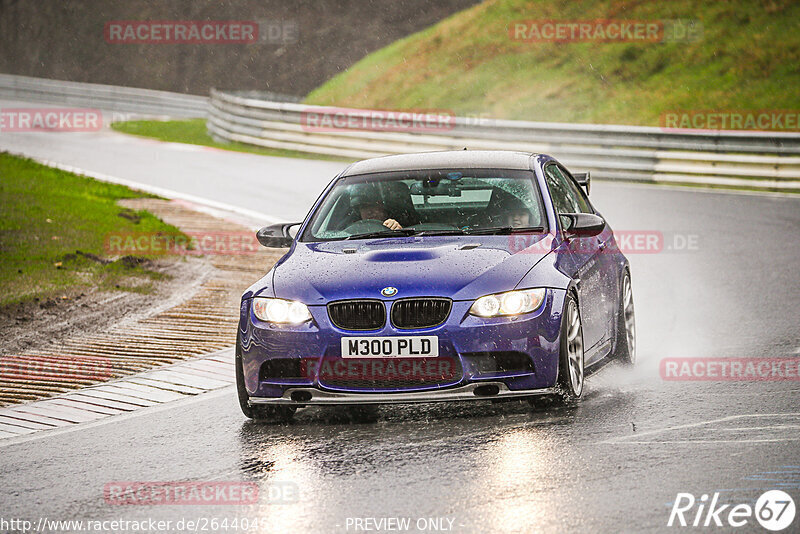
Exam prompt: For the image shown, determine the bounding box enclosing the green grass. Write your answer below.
[111,119,353,162]
[0,153,185,307]
[305,0,800,126]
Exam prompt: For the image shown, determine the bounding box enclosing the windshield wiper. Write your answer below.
[411,229,468,236]
[344,228,418,240]
[343,226,545,239]
[464,226,546,235]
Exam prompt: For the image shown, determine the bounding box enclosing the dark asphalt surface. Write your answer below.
[1,123,799,533]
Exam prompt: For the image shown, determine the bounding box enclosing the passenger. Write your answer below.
[507,206,531,228]
[501,195,534,228]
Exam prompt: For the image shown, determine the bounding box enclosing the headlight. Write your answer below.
[252,297,312,324]
[469,288,546,317]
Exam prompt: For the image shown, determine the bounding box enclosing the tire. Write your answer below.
[613,271,636,366]
[236,333,295,422]
[235,334,257,419]
[529,292,584,407]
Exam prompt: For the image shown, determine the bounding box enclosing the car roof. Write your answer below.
[340,150,539,176]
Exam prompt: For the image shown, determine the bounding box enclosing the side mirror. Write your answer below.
[560,213,605,238]
[573,171,591,195]
[256,223,300,248]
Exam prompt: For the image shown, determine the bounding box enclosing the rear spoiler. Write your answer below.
[573,171,591,195]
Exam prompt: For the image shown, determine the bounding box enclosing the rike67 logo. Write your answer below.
[669,490,796,531]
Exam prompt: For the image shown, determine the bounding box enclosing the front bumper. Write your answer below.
[238,289,567,402]
[250,382,556,406]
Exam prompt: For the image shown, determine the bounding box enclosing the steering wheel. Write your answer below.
[462,212,490,229]
[343,219,388,234]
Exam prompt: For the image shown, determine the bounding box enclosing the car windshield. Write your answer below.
[300,168,547,241]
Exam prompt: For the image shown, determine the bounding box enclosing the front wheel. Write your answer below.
[236,334,295,422]
[613,272,636,366]
[235,335,257,418]
[558,294,585,400]
[530,293,584,407]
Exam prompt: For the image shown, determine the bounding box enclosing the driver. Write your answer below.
[350,185,402,230]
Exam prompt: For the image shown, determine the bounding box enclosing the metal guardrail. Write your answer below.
[208,89,800,190]
[2,76,796,190]
[0,74,207,117]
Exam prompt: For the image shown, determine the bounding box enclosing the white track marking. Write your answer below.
[0,347,235,448]
[3,151,282,227]
[602,412,800,444]
[0,387,232,449]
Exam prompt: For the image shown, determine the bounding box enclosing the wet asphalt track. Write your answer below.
[1,114,799,533]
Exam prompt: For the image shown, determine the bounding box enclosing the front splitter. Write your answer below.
[249,382,555,406]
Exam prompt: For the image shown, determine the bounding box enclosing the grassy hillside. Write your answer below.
[306,0,800,126]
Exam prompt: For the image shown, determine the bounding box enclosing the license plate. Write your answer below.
[341,336,438,358]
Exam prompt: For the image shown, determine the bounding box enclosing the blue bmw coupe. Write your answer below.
[236,151,635,419]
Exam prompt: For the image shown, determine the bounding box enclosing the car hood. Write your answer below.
[267,235,554,304]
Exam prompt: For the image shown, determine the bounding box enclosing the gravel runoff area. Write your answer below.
[0,198,283,406]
